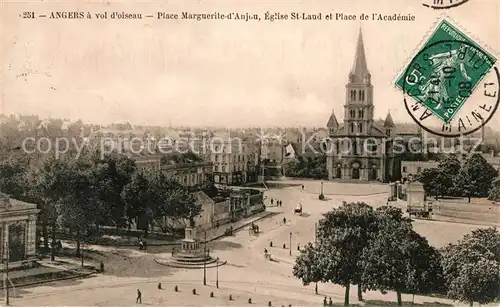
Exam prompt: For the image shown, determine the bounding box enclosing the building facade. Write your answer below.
[162,161,213,187]
[210,132,257,185]
[326,29,399,182]
[0,193,39,270]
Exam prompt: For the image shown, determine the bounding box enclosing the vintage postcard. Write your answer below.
[1,0,499,306]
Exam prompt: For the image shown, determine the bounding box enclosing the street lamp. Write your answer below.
[215,257,219,288]
[289,232,292,256]
[203,231,207,286]
[3,223,10,306]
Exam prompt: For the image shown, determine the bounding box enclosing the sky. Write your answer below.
[1,0,499,129]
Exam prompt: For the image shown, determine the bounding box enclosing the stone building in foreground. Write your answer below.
[0,193,39,270]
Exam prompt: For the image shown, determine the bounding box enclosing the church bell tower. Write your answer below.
[344,28,374,137]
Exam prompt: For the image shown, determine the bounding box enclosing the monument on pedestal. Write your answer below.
[155,210,226,269]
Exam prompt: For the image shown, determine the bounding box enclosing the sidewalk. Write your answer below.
[0,257,97,290]
[204,210,278,242]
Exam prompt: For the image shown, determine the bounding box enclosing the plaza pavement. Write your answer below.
[4,181,496,306]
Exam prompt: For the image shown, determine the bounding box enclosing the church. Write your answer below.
[326,29,403,182]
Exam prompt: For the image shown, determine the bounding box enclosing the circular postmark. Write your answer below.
[402,39,499,137]
[422,0,469,10]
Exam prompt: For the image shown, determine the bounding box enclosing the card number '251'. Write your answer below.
[22,12,35,19]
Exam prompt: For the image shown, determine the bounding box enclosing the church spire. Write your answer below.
[349,27,370,84]
[383,110,395,127]
[327,108,339,129]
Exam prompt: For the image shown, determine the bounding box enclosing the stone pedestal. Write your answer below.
[181,227,201,251]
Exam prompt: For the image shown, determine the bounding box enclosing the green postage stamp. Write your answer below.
[395,18,497,125]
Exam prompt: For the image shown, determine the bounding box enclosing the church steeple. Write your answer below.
[344,28,374,136]
[327,108,339,133]
[383,111,395,128]
[349,28,371,84]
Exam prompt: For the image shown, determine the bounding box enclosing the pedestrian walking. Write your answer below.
[328,297,333,306]
[323,297,327,306]
[271,198,274,205]
[283,217,286,224]
[136,289,142,304]
[302,185,304,190]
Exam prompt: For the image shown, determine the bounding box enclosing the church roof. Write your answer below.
[326,109,339,128]
[349,28,370,83]
[383,112,395,127]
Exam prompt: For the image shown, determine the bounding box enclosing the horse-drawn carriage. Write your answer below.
[294,203,303,215]
[249,223,259,235]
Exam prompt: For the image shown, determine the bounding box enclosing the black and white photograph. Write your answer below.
[0,0,499,306]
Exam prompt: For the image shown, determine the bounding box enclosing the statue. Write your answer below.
[188,209,195,228]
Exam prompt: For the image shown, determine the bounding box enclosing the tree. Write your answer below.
[488,178,500,201]
[293,202,376,305]
[441,227,500,306]
[293,242,324,289]
[57,162,97,256]
[437,155,461,178]
[34,156,74,260]
[415,168,442,199]
[121,170,154,235]
[0,155,28,199]
[455,154,498,202]
[89,153,136,229]
[361,206,444,306]
[284,155,327,179]
[437,156,462,196]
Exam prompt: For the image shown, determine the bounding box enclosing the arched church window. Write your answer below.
[358,109,364,118]
[358,123,363,133]
[359,90,365,101]
[352,139,357,155]
[350,110,355,118]
[350,123,354,133]
[350,90,356,101]
[385,129,391,137]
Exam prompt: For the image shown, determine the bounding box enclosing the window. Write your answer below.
[358,123,363,133]
[358,109,364,118]
[350,123,354,133]
[352,140,357,155]
[359,90,365,101]
[386,129,391,136]
[350,109,355,118]
[350,90,356,101]
[403,166,407,172]
[336,140,340,154]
